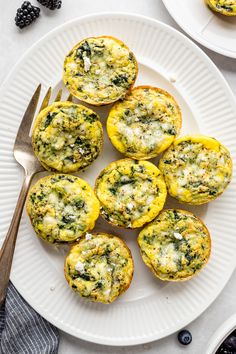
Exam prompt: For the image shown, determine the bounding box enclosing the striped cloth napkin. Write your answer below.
[0,282,59,354]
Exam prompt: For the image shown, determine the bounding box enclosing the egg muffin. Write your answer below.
[205,0,236,16]
[64,232,134,303]
[159,135,232,205]
[32,101,103,173]
[26,174,100,244]
[63,36,138,106]
[95,159,167,229]
[138,209,211,281]
[107,86,182,159]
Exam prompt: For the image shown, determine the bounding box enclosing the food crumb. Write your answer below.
[169,76,177,83]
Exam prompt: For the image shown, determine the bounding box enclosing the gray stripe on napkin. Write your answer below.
[0,282,59,354]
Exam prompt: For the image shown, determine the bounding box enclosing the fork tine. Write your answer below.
[39,87,52,112]
[14,84,41,144]
[66,93,73,102]
[54,89,62,102]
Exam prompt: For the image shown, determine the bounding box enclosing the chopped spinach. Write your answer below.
[76,41,91,59]
[166,128,176,135]
[44,112,57,128]
[109,179,136,195]
[84,113,97,123]
[112,74,128,87]
[62,215,74,224]
[74,199,85,209]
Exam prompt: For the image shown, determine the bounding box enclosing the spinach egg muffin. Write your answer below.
[205,0,236,16]
[95,159,167,229]
[63,36,138,105]
[107,86,182,159]
[138,209,211,281]
[64,232,134,303]
[159,135,232,205]
[32,101,103,173]
[26,174,100,244]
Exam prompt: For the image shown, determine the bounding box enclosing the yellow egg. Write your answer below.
[107,86,182,159]
[26,174,100,244]
[64,232,134,303]
[159,135,232,205]
[205,0,236,16]
[95,158,167,228]
[138,209,211,281]
[63,36,138,106]
[32,101,103,173]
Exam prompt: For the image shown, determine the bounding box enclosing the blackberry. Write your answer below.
[37,0,62,10]
[15,1,40,29]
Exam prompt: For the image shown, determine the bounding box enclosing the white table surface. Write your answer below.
[1,0,236,353]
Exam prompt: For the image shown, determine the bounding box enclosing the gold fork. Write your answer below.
[0,85,72,305]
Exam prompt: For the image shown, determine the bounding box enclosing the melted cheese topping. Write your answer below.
[159,135,232,205]
[95,159,167,228]
[107,86,182,159]
[138,209,211,281]
[206,0,236,15]
[32,102,103,173]
[63,36,138,105]
[26,174,100,243]
[64,233,134,303]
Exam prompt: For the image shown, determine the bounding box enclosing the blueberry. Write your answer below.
[178,330,192,345]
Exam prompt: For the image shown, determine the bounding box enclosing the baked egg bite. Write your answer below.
[159,135,232,205]
[63,36,138,106]
[32,101,103,173]
[26,174,100,244]
[95,159,167,229]
[205,0,236,16]
[138,209,211,281]
[64,232,134,303]
[107,86,182,159]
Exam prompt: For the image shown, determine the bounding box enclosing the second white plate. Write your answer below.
[0,13,236,346]
[162,0,236,58]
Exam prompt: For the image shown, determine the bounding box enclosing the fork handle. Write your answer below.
[0,173,33,307]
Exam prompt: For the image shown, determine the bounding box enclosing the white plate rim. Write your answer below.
[161,0,236,59]
[0,12,236,346]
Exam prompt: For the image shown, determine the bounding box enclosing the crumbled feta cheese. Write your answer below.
[78,148,85,154]
[85,233,93,240]
[68,62,77,70]
[147,102,153,112]
[169,76,176,83]
[70,144,75,148]
[43,216,57,226]
[103,289,111,298]
[173,232,183,240]
[146,195,155,205]
[68,215,76,220]
[75,261,85,273]
[95,69,101,75]
[64,205,74,214]
[48,193,58,204]
[126,202,133,210]
[83,56,91,72]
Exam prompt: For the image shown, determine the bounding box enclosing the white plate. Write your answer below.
[162,0,236,58]
[0,13,236,346]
